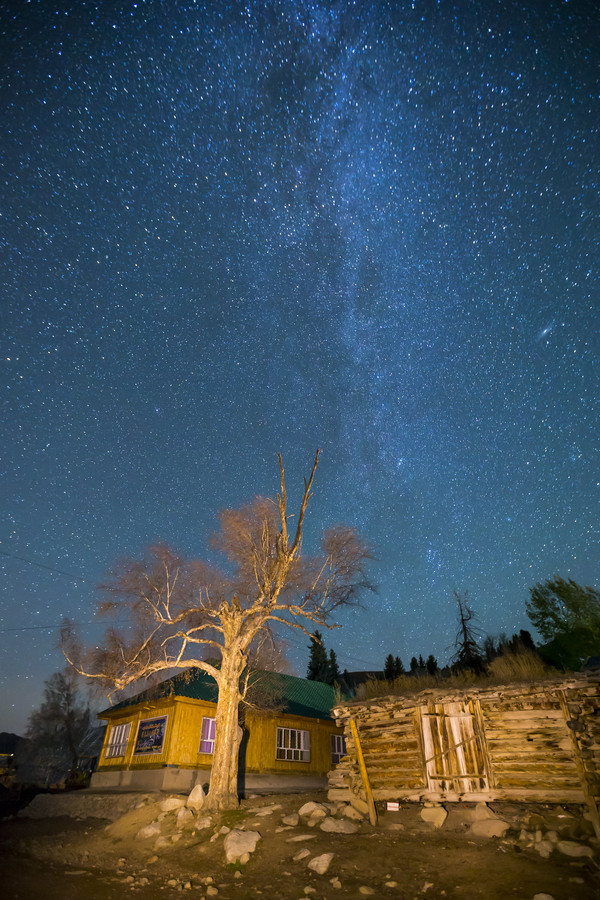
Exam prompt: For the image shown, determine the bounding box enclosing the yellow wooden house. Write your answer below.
[91,668,347,793]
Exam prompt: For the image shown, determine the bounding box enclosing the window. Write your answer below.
[105,722,131,758]
[199,717,216,754]
[134,716,168,755]
[331,733,347,765]
[276,727,310,762]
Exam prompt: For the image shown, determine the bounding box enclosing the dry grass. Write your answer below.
[354,652,555,701]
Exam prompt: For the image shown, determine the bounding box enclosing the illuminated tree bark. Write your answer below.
[63,451,372,810]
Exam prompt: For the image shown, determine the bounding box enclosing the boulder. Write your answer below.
[307,853,334,875]
[137,821,161,839]
[343,805,364,821]
[282,813,299,826]
[469,819,510,839]
[160,797,186,813]
[194,816,212,831]
[420,806,447,829]
[556,840,594,859]
[320,817,359,834]
[187,784,205,812]
[177,807,194,828]
[223,829,261,864]
[298,801,328,819]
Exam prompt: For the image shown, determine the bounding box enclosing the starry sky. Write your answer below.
[1,0,598,735]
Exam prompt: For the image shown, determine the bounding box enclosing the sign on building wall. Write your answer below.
[134,716,168,754]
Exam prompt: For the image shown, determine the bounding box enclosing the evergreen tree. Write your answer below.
[327,649,340,685]
[384,653,396,680]
[394,656,405,676]
[418,654,425,669]
[426,654,438,675]
[307,630,329,682]
[409,656,419,673]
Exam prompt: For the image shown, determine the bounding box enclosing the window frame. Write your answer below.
[199,716,216,754]
[331,732,347,765]
[276,727,311,762]
[105,721,132,759]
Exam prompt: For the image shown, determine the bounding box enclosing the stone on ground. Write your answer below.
[307,853,334,875]
[282,813,300,826]
[137,821,161,839]
[187,784,205,812]
[420,806,448,829]
[298,801,328,819]
[160,797,186,813]
[177,807,194,827]
[469,819,510,839]
[320,817,359,834]
[223,829,261,864]
[556,840,594,858]
[293,848,311,861]
[343,804,364,820]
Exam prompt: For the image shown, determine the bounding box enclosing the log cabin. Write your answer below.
[329,672,600,837]
[91,667,346,793]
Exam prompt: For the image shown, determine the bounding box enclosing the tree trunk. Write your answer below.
[205,647,244,810]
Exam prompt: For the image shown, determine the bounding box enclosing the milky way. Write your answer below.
[1,1,598,732]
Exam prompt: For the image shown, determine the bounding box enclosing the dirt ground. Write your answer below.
[0,792,598,900]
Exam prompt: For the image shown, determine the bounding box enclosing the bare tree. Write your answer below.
[62,451,372,810]
[451,590,486,674]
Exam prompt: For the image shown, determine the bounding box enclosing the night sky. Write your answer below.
[1,1,598,735]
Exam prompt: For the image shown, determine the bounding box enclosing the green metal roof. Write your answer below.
[101,667,343,721]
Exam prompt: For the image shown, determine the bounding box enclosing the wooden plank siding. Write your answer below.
[330,675,600,812]
[97,698,344,777]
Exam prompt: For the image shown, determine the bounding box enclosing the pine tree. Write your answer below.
[384,653,396,680]
[425,654,438,675]
[394,656,405,676]
[307,631,329,682]
[410,656,419,673]
[327,649,340,684]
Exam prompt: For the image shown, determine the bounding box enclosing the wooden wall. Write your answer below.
[331,675,600,820]
[98,699,344,777]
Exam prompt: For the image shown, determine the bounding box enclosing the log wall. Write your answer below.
[330,674,600,819]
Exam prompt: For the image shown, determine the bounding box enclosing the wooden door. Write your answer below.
[420,700,488,794]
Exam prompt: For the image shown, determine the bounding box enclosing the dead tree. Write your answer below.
[62,451,372,810]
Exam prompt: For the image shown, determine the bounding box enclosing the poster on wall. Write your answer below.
[134,716,168,754]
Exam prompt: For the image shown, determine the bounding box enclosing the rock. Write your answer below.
[223,829,261,864]
[359,887,375,895]
[146,855,158,864]
[469,819,510,839]
[160,797,186,813]
[535,840,554,859]
[137,821,162,839]
[385,881,398,888]
[556,840,594,859]
[177,808,194,828]
[303,888,317,895]
[206,886,219,896]
[155,836,175,850]
[473,802,499,821]
[282,813,300,826]
[307,853,334,875]
[420,806,448,829]
[254,804,281,816]
[286,834,317,842]
[293,848,311,861]
[187,784,205,812]
[330,877,342,889]
[320,817,359,834]
[350,796,369,816]
[298,801,328,819]
[343,805,364,821]
[533,894,555,900]
[195,816,212,831]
